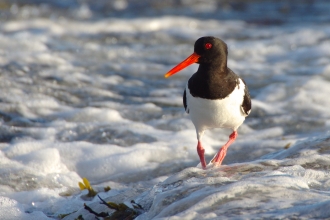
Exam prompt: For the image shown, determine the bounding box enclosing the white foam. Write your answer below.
[0,196,51,220]
[1,6,330,219]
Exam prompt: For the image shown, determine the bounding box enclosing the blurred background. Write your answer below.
[1,0,330,179]
[1,0,330,23]
[1,1,330,219]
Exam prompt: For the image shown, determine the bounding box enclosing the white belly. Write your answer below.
[186,78,246,139]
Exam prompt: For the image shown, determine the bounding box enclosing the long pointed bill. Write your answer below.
[164,52,200,78]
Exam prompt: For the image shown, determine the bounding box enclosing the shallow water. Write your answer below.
[1,1,330,219]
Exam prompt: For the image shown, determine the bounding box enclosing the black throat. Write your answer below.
[188,63,239,100]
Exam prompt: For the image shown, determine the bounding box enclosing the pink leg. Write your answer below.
[211,131,238,166]
[197,141,207,169]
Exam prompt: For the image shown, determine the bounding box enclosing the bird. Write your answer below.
[164,36,251,169]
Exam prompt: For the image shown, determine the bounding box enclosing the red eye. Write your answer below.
[205,43,212,49]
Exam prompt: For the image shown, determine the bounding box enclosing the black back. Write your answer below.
[241,79,252,115]
[183,89,188,113]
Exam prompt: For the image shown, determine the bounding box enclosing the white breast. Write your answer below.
[186,78,246,139]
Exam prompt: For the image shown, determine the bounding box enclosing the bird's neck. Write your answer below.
[188,59,238,99]
[197,60,228,78]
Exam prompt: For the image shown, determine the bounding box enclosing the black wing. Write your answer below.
[183,89,189,114]
[241,79,251,116]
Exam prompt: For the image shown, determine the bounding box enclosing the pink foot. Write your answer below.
[211,131,238,166]
[197,141,207,169]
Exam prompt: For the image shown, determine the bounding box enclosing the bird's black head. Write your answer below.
[194,36,228,65]
[164,36,228,78]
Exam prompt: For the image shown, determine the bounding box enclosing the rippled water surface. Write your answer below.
[1,1,330,219]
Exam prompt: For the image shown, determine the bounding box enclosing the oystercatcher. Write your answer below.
[164,36,251,169]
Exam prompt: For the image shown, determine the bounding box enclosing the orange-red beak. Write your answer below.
[164,52,200,78]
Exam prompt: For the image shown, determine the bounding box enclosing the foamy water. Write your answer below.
[1,1,330,219]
